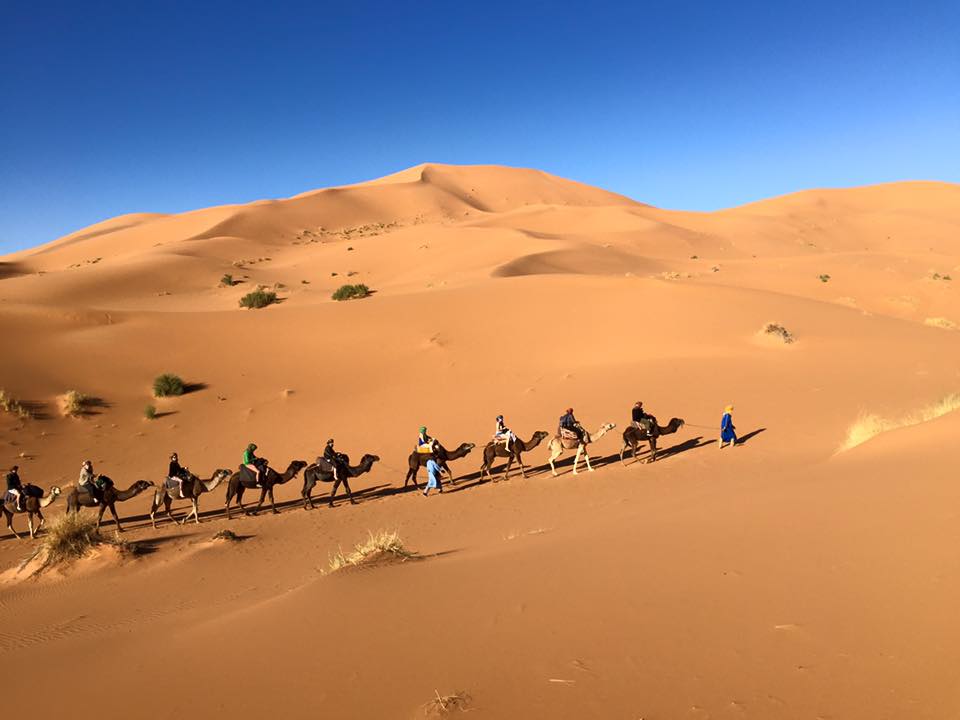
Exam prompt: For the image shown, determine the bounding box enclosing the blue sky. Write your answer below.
[1,0,958,252]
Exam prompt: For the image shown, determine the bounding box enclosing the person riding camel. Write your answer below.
[5,465,24,511]
[78,459,103,505]
[632,401,655,433]
[243,443,266,486]
[416,426,436,455]
[559,408,585,444]
[168,452,189,498]
[322,438,342,481]
[494,415,515,452]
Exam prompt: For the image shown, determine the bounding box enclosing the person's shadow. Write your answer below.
[737,428,766,445]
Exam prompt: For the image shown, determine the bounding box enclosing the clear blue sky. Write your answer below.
[1,0,958,252]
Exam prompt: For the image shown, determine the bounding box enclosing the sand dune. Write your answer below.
[1,164,959,719]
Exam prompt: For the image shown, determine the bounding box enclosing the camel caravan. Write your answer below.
[2,402,702,539]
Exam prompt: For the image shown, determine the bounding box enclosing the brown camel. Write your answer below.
[404,442,476,489]
[301,453,380,509]
[479,430,550,482]
[225,460,307,519]
[150,468,232,527]
[619,418,686,464]
[66,478,155,532]
[546,422,616,476]
[3,485,61,539]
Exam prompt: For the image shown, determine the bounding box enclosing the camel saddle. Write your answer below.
[237,465,263,487]
[163,476,187,498]
[559,428,580,442]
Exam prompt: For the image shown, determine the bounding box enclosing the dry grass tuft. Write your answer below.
[762,322,795,344]
[328,530,416,572]
[924,317,957,330]
[212,529,242,542]
[840,393,960,451]
[0,389,32,419]
[59,389,87,417]
[421,690,472,717]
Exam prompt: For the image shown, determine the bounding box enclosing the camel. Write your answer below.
[301,453,380,509]
[66,478,155,532]
[546,423,616,476]
[3,485,61,539]
[479,430,550,482]
[403,442,476,489]
[150,468,232,527]
[619,418,686,465]
[225,460,307,519]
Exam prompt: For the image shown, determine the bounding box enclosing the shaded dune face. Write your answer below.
[1,165,959,720]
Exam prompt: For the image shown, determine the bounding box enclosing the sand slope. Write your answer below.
[1,164,959,719]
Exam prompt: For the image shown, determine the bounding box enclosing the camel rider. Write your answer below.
[5,465,24,511]
[559,408,585,444]
[78,460,102,505]
[168,452,189,498]
[494,415,515,452]
[243,443,266,486]
[632,401,655,433]
[416,426,436,455]
[323,439,342,481]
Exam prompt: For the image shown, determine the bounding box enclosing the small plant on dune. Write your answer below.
[153,373,184,398]
[839,393,960,452]
[0,389,32,419]
[818,274,831,283]
[239,287,278,309]
[212,529,242,542]
[332,283,371,301]
[36,514,140,571]
[924,317,957,330]
[328,530,416,572]
[59,390,87,417]
[421,690,472,717]
[762,322,795,344]
[219,273,236,287]
[144,404,157,420]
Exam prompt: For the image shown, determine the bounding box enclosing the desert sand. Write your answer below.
[1,164,959,718]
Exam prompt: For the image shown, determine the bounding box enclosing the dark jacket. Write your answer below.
[632,407,652,423]
[323,445,338,464]
[559,412,578,430]
[169,460,186,479]
[6,471,21,491]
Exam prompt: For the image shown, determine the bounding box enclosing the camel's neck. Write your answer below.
[117,484,146,501]
[349,459,374,475]
[592,426,611,439]
[39,492,58,508]
[523,434,546,450]
[447,446,470,460]
[203,476,225,492]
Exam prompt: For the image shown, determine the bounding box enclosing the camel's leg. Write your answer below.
[503,455,513,481]
[572,445,582,474]
[548,445,561,476]
[302,480,315,510]
[36,510,45,534]
[236,486,247,514]
[27,513,36,539]
[584,449,594,472]
[647,438,657,464]
[518,453,527,478]
[6,510,20,540]
[164,496,177,526]
[343,478,357,505]
[109,503,123,532]
[269,487,279,515]
[97,503,107,531]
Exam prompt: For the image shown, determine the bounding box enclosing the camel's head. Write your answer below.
[214,468,232,481]
[461,443,476,451]
[134,479,155,491]
[601,423,617,432]
[50,486,62,497]
[674,418,686,429]
[361,454,381,465]
[289,460,308,476]
[533,431,550,442]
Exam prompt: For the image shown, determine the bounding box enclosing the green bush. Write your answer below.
[239,288,277,309]
[153,374,184,398]
[220,273,235,287]
[818,274,831,283]
[144,404,157,420]
[332,283,371,301]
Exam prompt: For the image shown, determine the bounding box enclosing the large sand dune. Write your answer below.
[1,164,959,718]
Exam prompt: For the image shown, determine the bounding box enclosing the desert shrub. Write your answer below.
[924,317,957,330]
[818,274,831,283]
[220,273,236,287]
[0,389,31,419]
[239,288,277,309]
[40,513,100,565]
[332,284,371,301]
[421,691,472,717]
[153,373,184,397]
[328,530,415,572]
[59,390,87,417]
[144,404,157,419]
[839,393,960,452]
[762,322,795,344]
